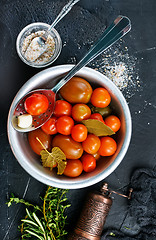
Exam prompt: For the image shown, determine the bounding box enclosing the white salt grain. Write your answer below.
[22,30,55,64]
[89,42,141,99]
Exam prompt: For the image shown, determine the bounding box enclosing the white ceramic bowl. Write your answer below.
[7,65,132,189]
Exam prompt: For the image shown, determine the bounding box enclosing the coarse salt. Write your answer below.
[22,30,55,64]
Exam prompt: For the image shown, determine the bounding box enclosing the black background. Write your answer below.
[0,0,156,239]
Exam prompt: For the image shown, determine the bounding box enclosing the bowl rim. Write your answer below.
[16,22,62,68]
[7,65,132,189]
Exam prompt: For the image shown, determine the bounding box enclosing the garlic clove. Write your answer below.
[18,114,33,129]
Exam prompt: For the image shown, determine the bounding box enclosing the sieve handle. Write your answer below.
[52,15,131,93]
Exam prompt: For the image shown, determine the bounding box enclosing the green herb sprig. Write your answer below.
[7,186,70,240]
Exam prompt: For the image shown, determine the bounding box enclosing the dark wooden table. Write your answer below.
[0,0,156,239]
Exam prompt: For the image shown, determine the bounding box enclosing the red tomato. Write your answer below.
[82,134,101,154]
[89,113,105,123]
[24,93,49,115]
[98,137,117,156]
[59,77,93,104]
[71,124,88,142]
[53,100,72,118]
[56,116,74,135]
[92,152,100,161]
[105,115,121,132]
[28,128,52,155]
[41,117,57,135]
[63,159,83,177]
[91,88,111,108]
[81,154,96,172]
[72,104,91,122]
[52,134,83,159]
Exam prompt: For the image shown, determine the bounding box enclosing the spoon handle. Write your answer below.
[52,16,131,93]
[48,0,80,32]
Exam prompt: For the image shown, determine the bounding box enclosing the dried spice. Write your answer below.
[82,119,115,136]
[91,106,112,117]
[37,137,67,175]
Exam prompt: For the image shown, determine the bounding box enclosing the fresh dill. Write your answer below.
[7,186,70,240]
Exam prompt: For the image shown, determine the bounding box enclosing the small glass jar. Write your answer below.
[16,22,62,68]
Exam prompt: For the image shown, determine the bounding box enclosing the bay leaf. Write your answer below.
[82,119,115,136]
[91,106,112,117]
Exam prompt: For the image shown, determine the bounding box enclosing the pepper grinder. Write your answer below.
[68,183,133,240]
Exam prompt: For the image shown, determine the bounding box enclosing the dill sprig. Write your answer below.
[7,186,70,240]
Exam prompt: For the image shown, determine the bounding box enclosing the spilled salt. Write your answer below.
[67,41,141,100]
[89,41,141,99]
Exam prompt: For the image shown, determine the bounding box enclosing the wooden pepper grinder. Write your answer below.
[68,183,133,240]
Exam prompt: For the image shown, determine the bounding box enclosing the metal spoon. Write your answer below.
[12,15,131,132]
[25,0,80,62]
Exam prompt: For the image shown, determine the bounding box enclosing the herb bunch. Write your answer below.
[8,186,70,240]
